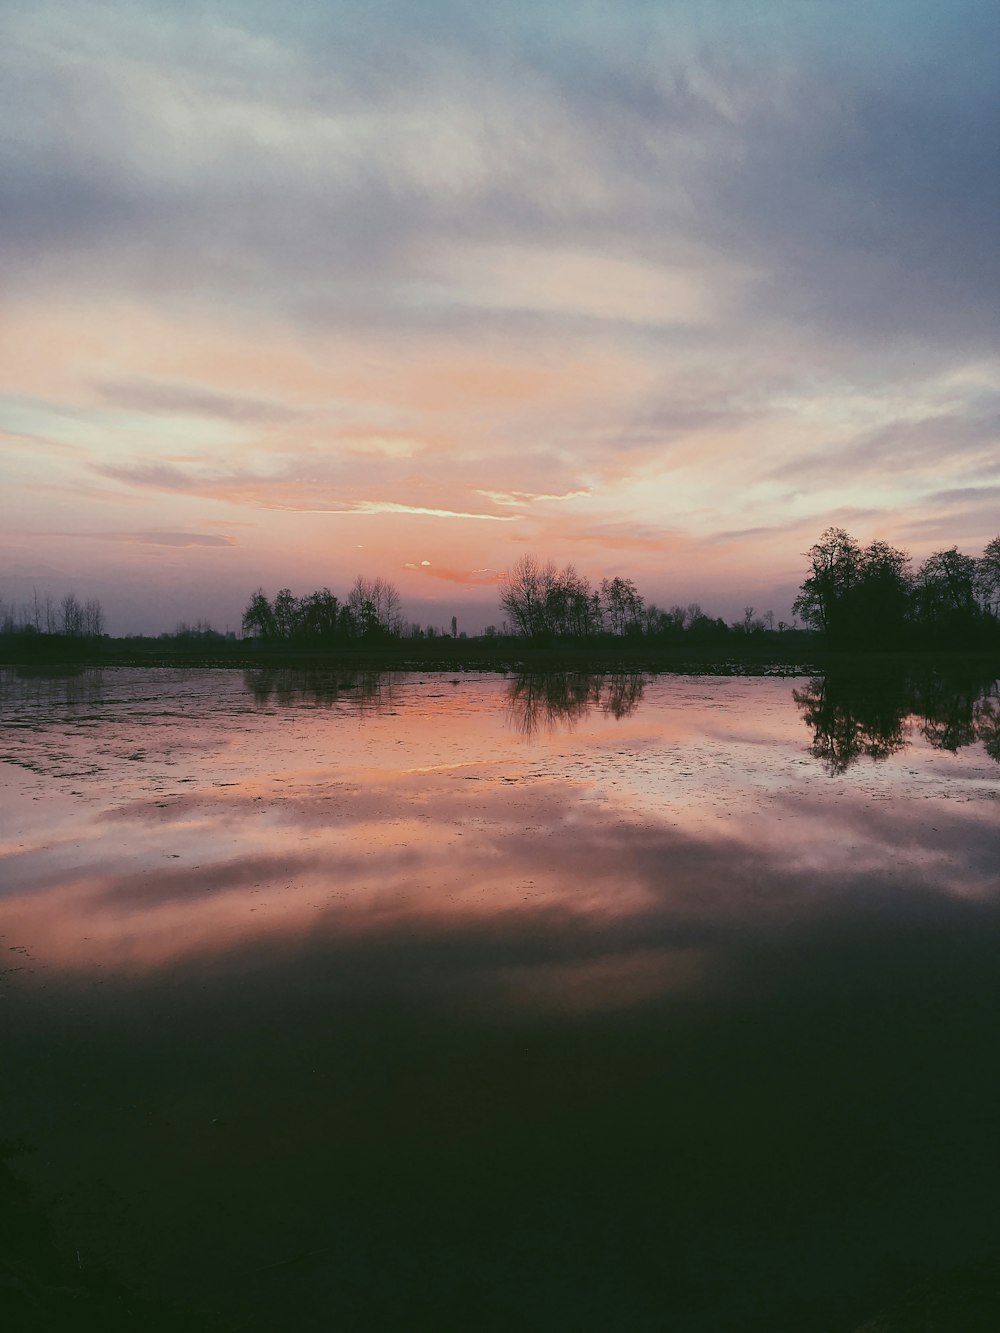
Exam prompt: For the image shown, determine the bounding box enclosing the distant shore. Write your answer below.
[3,632,999,678]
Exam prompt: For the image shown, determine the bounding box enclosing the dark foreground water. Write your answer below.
[2,667,1000,1331]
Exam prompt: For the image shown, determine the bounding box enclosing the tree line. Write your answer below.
[498,554,759,642]
[0,590,105,638]
[242,577,404,642]
[8,531,1000,656]
[792,528,1000,649]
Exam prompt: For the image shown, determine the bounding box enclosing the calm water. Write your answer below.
[2,667,1000,1330]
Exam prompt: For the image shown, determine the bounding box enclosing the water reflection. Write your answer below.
[794,670,1000,773]
[243,667,402,710]
[3,668,1000,1331]
[1,663,100,713]
[506,671,645,734]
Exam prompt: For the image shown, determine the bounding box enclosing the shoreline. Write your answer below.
[3,636,1000,677]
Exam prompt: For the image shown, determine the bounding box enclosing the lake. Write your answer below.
[2,666,1000,1330]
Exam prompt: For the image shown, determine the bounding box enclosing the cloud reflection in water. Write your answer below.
[1,668,998,1004]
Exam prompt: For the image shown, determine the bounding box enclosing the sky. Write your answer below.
[2,0,998,635]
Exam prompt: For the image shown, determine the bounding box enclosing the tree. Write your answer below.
[918,547,977,614]
[242,588,277,640]
[560,565,597,636]
[60,592,85,637]
[792,527,862,640]
[83,598,105,637]
[793,529,911,647]
[600,576,644,636]
[271,588,298,640]
[299,588,340,640]
[500,558,654,639]
[914,547,979,642]
[500,555,545,637]
[975,536,1000,616]
[853,539,911,646]
[347,576,402,638]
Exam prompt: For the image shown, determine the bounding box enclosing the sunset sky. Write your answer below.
[2,0,998,635]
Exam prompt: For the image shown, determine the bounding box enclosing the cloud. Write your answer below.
[703,69,1000,352]
[3,1,996,365]
[477,488,592,507]
[526,521,689,556]
[96,463,202,493]
[925,484,1000,509]
[892,493,1000,549]
[404,564,500,586]
[105,531,238,548]
[324,501,519,522]
[772,398,1000,489]
[93,461,521,521]
[341,434,427,459]
[3,1,999,631]
[93,376,302,423]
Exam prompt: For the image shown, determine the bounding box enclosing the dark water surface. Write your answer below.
[2,667,1000,1330]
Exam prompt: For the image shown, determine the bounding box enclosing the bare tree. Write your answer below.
[500,554,544,637]
[83,598,105,636]
[61,592,85,637]
[347,576,402,637]
[600,576,644,636]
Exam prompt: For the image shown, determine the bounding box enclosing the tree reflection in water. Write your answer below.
[240,665,1000,771]
[506,671,645,735]
[243,667,401,712]
[794,671,1000,774]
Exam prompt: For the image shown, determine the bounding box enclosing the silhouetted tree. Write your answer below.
[914,546,979,643]
[853,539,911,646]
[600,575,644,636]
[299,588,340,639]
[500,558,656,639]
[347,576,402,638]
[60,592,85,637]
[975,536,1000,616]
[792,527,862,641]
[243,588,278,640]
[243,581,400,643]
[500,554,545,637]
[271,588,298,640]
[793,529,913,647]
[0,590,103,639]
[734,606,769,635]
[83,598,105,637]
